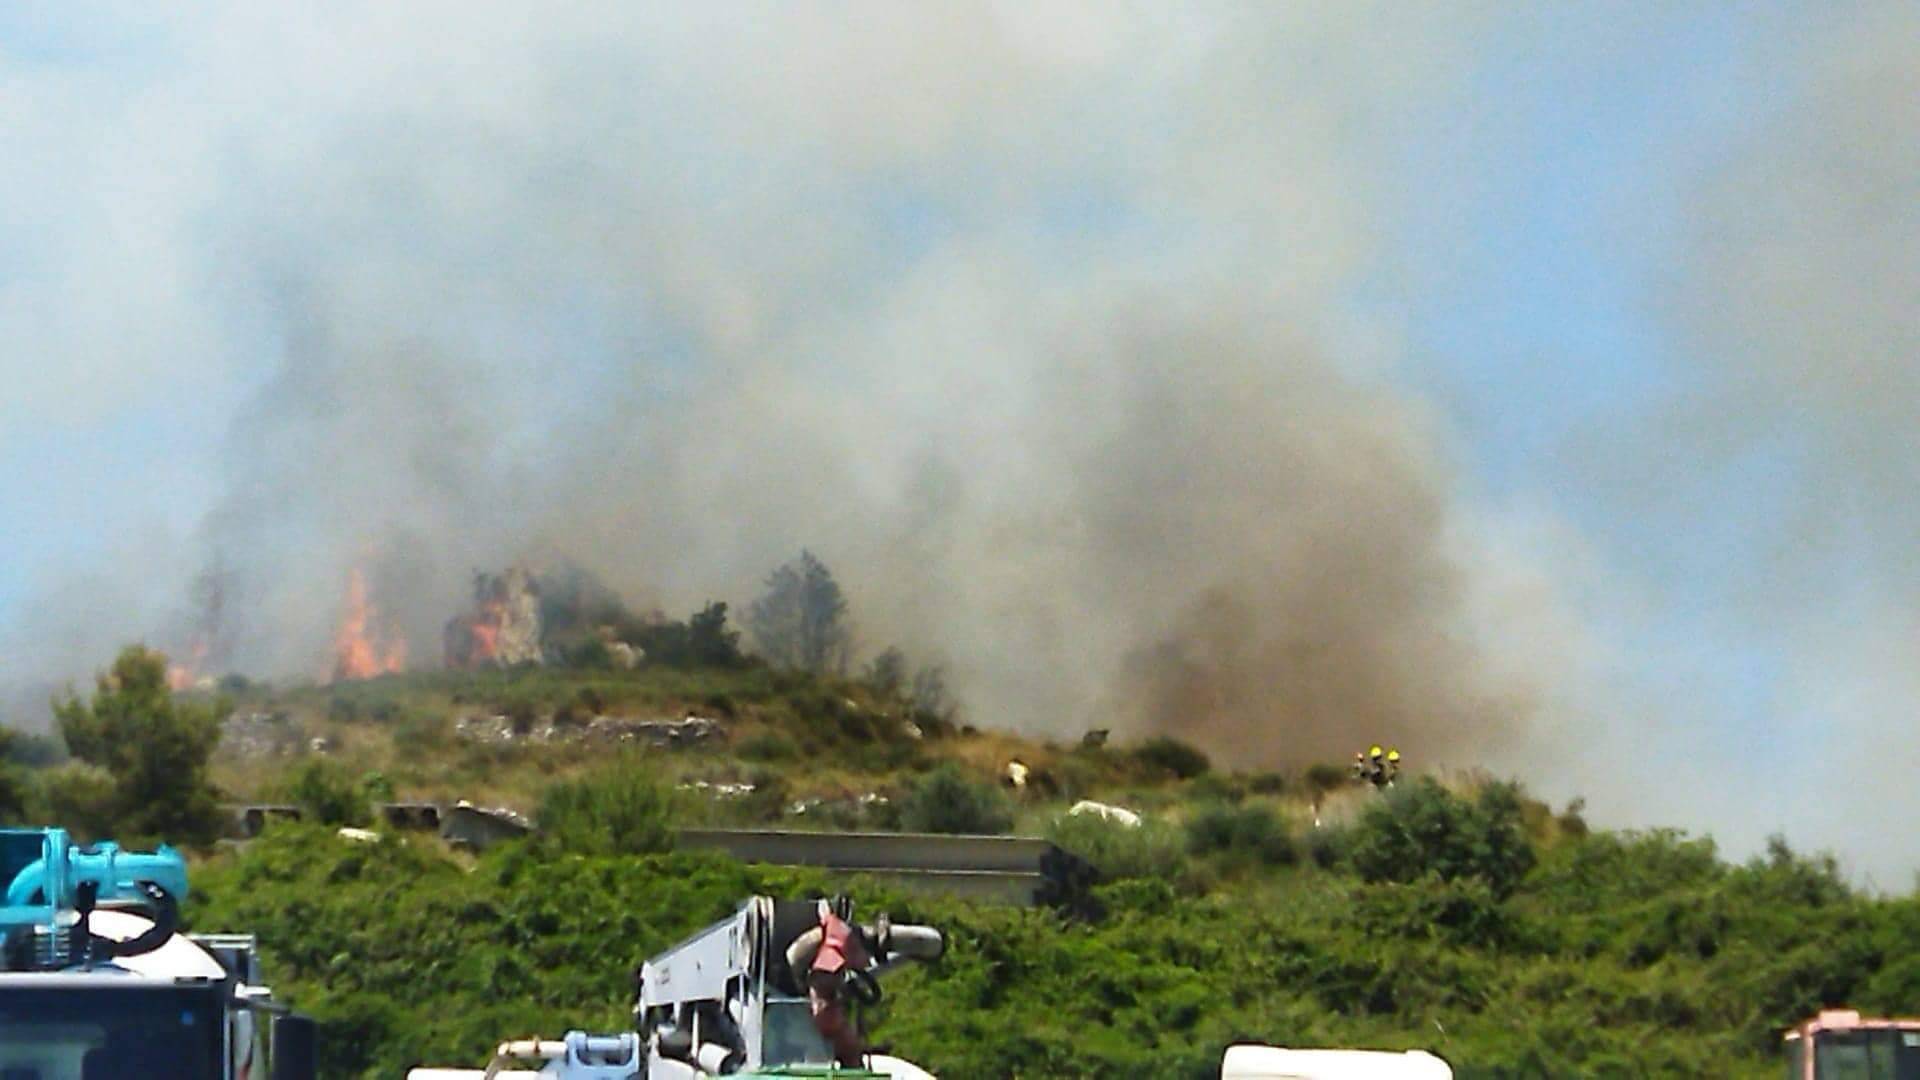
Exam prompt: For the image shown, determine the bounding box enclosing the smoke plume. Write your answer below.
[1,7,1629,794]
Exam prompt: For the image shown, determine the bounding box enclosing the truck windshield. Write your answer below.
[0,984,222,1080]
[762,998,837,1066]
[1813,1029,1920,1080]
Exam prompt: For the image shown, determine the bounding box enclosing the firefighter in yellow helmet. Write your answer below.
[1384,748,1402,787]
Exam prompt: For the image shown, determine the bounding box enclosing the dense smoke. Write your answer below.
[0,3,1601,776]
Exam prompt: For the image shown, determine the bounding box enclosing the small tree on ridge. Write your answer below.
[748,550,851,675]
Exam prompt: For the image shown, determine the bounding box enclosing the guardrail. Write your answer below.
[223,810,1081,906]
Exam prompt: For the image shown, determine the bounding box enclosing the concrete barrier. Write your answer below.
[441,802,532,850]
[380,802,443,831]
[226,802,447,838]
[226,804,302,839]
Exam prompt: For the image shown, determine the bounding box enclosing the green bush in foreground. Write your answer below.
[1185,800,1296,867]
[1347,778,1535,899]
[534,758,675,856]
[186,811,1920,1080]
[1047,811,1187,882]
[284,759,373,828]
[51,645,226,846]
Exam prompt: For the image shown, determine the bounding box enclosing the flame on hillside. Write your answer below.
[444,567,543,669]
[332,567,407,681]
[469,594,506,663]
[166,638,210,692]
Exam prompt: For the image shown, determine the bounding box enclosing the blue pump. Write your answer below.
[0,828,188,965]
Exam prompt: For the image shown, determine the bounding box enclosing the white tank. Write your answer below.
[1221,1044,1454,1080]
[87,909,228,979]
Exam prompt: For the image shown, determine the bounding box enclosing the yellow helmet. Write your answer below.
[1387,749,1401,762]
[1368,744,1383,757]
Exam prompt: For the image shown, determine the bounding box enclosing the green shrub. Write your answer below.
[1185,772,1242,803]
[836,709,877,742]
[1046,812,1187,882]
[393,711,451,757]
[502,694,541,736]
[1132,736,1210,779]
[1557,798,1590,839]
[51,646,225,846]
[1353,873,1513,948]
[1305,823,1347,869]
[361,771,395,803]
[1304,762,1350,796]
[1248,771,1288,795]
[2,729,67,768]
[42,763,119,842]
[535,761,676,856]
[1184,801,1295,866]
[736,770,792,824]
[567,639,614,670]
[285,759,372,827]
[1347,778,1535,899]
[737,731,799,763]
[898,764,1013,835]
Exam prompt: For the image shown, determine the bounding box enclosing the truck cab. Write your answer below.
[0,827,315,1080]
[1782,1009,1920,1079]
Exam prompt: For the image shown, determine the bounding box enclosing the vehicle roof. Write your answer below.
[1222,1045,1454,1080]
[1783,1009,1920,1040]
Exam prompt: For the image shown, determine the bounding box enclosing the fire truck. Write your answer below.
[0,826,316,1080]
[410,895,944,1079]
[1782,1009,1920,1079]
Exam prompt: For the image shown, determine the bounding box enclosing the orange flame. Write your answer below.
[332,568,408,681]
[469,597,506,663]
[166,638,211,692]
